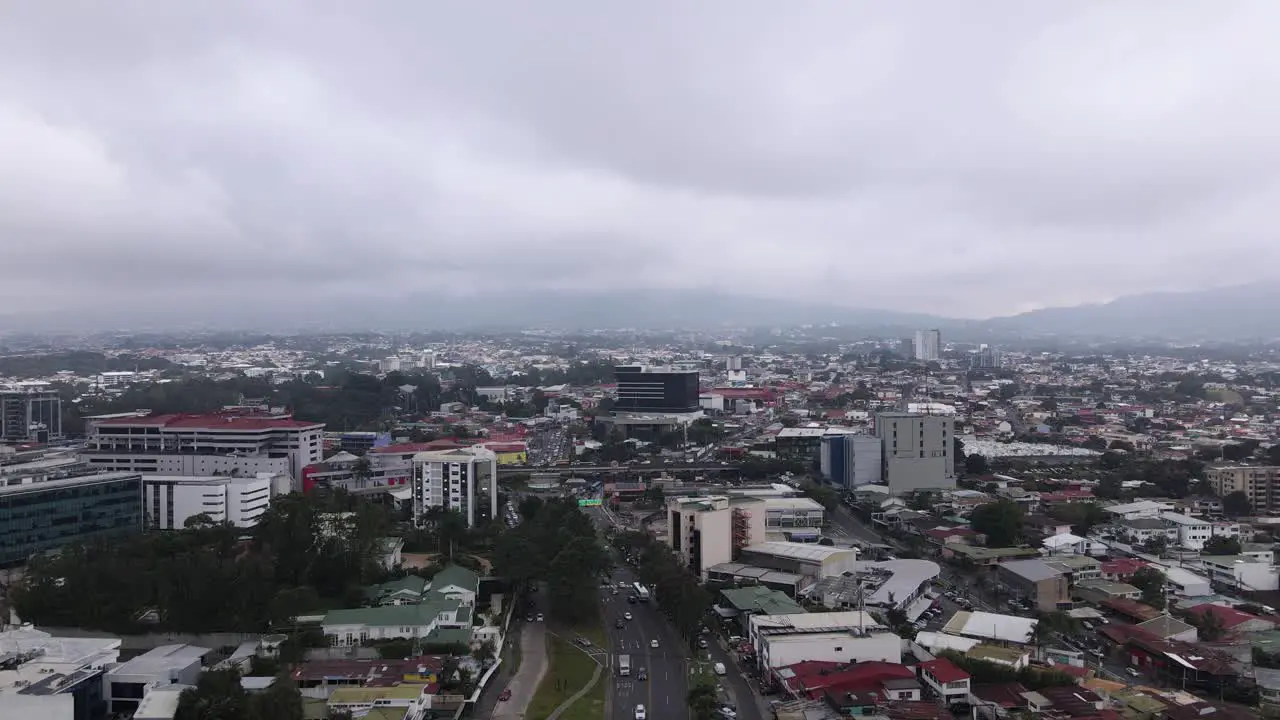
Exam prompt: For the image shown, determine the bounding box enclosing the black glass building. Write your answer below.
[0,472,143,566]
[613,365,700,414]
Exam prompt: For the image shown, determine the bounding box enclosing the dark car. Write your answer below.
[628,595,637,604]
[638,667,648,681]
[616,619,625,629]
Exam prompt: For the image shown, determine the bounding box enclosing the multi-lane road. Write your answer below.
[603,566,690,720]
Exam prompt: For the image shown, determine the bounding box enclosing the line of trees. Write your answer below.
[613,530,712,645]
[12,490,392,634]
[491,497,610,623]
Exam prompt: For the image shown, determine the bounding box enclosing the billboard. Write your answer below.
[578,498,602,507]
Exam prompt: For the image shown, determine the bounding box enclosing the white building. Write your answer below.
[739,542,859,580]
[322,599,469,647]
[1157,566,1213,597]
[105,644,209,716]
[1160,512,1213,550]
[411,447,498,528]
[1103,500,1175,521]
[1199,556,1280,592]
[856,559,942,610]
[762,497,826,529]
[914,329,941,362]
[0,627,122,720]
[142,473,279,529]
[83,410,324,483]
[748,611,899,670]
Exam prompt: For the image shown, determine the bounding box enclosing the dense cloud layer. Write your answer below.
[2,1,1279,322]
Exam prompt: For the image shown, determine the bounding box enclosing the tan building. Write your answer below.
[666,496,766,579]
[1206,465,1280,512]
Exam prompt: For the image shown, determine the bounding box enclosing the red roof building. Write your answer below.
[1100,558,1148,581]
[775,661,914,699]
[1187,603,1277,633]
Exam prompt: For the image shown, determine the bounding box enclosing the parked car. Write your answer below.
[499,689,512,701]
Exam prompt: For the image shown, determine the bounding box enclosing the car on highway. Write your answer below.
[616,619,625,628]
[650,639,659,648]
[698,638,708,648]
[637,667,647,681]
[635,705,646,720]
[536,613,543,622]
[624,612,632,620]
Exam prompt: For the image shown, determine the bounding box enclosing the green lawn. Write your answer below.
[527,633,602,720]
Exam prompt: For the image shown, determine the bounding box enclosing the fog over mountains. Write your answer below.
[2,282,1278,341]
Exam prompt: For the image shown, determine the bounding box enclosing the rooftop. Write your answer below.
[942,611,1037,644]
[93,411,321,431]
[109,644,209,676]
[720,586,806,616]
[742,541,856,563]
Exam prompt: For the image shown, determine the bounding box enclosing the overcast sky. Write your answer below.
[3,2,1279,323]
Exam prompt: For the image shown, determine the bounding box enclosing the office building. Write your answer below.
[82,409,324,483]
[820,434,883,488]
[1207,465,1280,512]
[726,356,744,371]
[1,383,63,444]
[142,474,277,529]
[411,447,497,528]
[0,472,143,566]
[874,412,955,493]
[613,365,700,414]
[997,560,1071,612]
[913,329,941,362]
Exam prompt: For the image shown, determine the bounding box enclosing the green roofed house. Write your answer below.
[364,575,430,606]
[323,597,469,647]
[719,586,806,619]
[428,565,479,607]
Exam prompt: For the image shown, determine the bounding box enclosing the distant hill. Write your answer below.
[2,283,1278,340]
[975,281,1280,341]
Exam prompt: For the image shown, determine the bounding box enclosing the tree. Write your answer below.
[803,483,839,512]
[909,492,937,513]
[1140,534,1169,555]
[964,453,989,476]
[1094,476,1123,500]
[1192,607,1226,641]
[687,683,718,720]
[1130,567,1167,608]
[1203,535,1241,556]
[970,500,1025,547]
[1223,491,1252,517]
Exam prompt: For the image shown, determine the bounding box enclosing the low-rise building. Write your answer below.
[1074,580,1141,604]
[997,560,1070,612]
[104,644,209,717]
[739,542,859,580]
[1198,555,1280,592]
[322,599,470,648]
[142,473,278,529]
[917,658,971,704]
[748,611,900,671]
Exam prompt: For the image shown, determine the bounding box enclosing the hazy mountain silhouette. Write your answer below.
[976,281,1280,340]
[2,283,1278,340]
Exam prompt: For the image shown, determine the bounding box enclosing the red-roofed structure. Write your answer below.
[775,661,914,699]
[1101,558,1148,582]
[1187,603,1277,632]
[85,409,325,481]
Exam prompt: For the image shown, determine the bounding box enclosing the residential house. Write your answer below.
[1100,558,1148,582]
[428,565,480,607]
[365,576,429,606]
[917,658,971,705]
[1024,515,1073,537]
[322,599,470,647]
[1135,615,1198,643]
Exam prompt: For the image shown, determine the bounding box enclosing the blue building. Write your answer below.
[819,434,883,489]
[0,472,143,566]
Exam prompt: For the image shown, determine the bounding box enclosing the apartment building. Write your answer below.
[1207,465,1280,512]
[667,496,766,578]
[411,447,498,528]
[82,409,324,482]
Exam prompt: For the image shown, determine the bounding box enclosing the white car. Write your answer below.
[624,612,633,620]
[650,639,659,648]
[635,704,647,720]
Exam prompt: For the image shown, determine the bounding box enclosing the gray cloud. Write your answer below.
[2,0,1280,324]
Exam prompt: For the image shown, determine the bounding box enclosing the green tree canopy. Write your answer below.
[970,499,1025,547]
[1222,491,1252,517]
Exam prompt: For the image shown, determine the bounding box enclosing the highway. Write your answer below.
[603,567,689,720]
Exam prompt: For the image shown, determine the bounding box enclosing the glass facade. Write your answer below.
[0,473,143,566]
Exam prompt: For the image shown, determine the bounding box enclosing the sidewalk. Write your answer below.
[492,622,549,720]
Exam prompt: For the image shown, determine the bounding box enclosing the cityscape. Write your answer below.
[5,4,1280,720]
[1,328,1280,720]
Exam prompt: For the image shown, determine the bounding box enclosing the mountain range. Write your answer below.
[2,282,1278,341]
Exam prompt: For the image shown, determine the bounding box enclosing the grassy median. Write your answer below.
[526,623,607,720]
